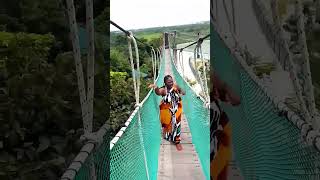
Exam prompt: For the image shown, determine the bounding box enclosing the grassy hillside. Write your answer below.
[111,21,210,45]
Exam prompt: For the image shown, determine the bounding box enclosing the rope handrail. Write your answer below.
[172,33,210,103]
[169,48,207,104]
[177,34,210,51]
[111,20,155,49]
[109,23,164,150]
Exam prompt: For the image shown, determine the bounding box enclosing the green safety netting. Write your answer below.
[74,135,110,180]
[109,50,165,180]
[212,25,320,180]
[70,51,165,180]
[169,50,210,179]
[70,48,210,180]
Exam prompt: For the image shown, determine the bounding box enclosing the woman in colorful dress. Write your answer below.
[211,71,240,180]
[149,75,185,151]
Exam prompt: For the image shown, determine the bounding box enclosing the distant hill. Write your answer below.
[111,21,210,45]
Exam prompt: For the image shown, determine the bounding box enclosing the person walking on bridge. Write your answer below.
[149,75,185,151]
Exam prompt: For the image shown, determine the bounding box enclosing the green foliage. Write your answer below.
[0,0,109,178]
[110,72,133,137]
[95,7,109,33]
[110,49,131,73]
[0,28,107,178]
[0,14,26,32]
[110,34,154,138]
[148,36,162,49]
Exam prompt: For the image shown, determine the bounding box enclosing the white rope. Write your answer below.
[191,45,206,100]
[85,0,96,179]
[178,50,184,77]
[86,0,94,134]
[199,44,210,102]
[252,0,312,125]
[65,0,96,178]
[127,35,139,105]
[295,0,318,129]
[151,47,157,83]
[151,48,155,82]
[66,0,88,135]
[157,48,161,74]
[127,32,149,180]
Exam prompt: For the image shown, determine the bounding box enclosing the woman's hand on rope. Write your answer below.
[149,84,163,96]
[148,84,157,89]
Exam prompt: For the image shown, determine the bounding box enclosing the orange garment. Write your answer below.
[211,122,232,180]
[159,85,183,144]
[160,101,182,132]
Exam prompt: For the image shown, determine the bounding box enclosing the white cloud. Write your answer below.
[110,0,209,31]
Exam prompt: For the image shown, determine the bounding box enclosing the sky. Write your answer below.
[110,0,210,31]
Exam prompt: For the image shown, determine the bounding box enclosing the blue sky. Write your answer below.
[110,0,210,31]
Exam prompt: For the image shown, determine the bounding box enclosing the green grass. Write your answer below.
[135,32,161,41]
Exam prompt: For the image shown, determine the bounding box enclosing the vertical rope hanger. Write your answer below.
[66,0,88,134]
[157,48,161,74]
[127,31,150,180]
[65,0,96,178]
[85,0,96,179]
[198,42,209,102]
[295,0,319,130]
[193,41,208,103]
[178,49,184,78]
[127,32,140,107]
[151,47,157,83]
[86,0,95,134]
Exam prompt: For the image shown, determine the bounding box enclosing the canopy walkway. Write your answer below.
[60,0,320,179]
[157,49,206,180]
[106,35,210,179]
[61,17,210,179]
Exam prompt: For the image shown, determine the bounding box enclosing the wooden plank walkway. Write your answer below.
[157,49,205,180]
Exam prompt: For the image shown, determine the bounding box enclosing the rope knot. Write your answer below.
[135,103,142,108]
[80,132,104,148]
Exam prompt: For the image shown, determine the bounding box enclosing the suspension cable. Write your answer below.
[111,20,154,49]
[177,34,210,51]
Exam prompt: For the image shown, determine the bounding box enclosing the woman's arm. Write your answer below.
[148,84,165,96]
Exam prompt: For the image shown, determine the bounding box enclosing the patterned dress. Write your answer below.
[159,85,183,144]
[211,99,221,161]
[211,85,233,180]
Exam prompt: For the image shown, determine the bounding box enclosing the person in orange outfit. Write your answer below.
[211,71,240,180]
[149,75,185,151]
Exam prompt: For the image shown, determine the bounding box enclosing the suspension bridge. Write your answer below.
[58,0,320,179]
[59,0,210,179]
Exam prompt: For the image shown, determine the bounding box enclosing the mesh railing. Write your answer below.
[109,51,165,180]
[170,49,210,179]
[212,25,320,180]
[62,50,165,180]
[63,47,211,179]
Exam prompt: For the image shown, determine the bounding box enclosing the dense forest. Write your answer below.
[110,34,157,137]
[0,0,108,179]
